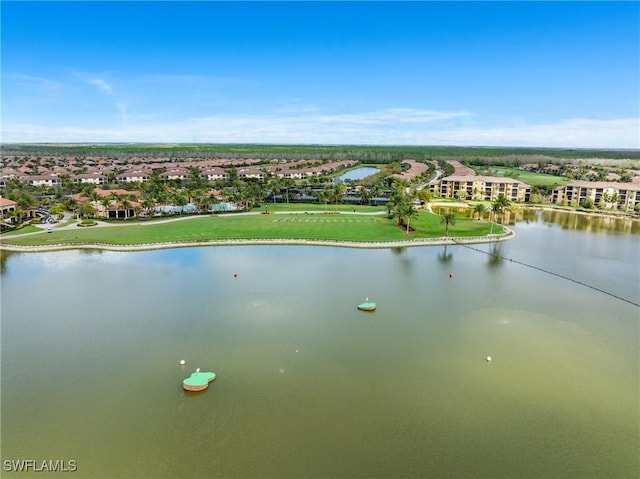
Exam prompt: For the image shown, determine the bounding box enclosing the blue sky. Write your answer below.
[2,1,639,148]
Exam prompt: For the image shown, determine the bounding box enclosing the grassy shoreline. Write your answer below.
[0,234,515,253]
[0,209,509,252]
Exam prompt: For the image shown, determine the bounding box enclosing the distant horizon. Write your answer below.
[2,2,638,148]
[2,141,639,152]
[3,142,639,159]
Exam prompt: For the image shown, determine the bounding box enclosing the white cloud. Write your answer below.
[88,78,113,94]
[421,118,640,148]
[316,108,472,125]
[2,110,638,149]
[6,73,61,92]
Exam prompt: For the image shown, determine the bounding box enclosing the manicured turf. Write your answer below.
[481,168,572,187]
[1,225,42,236]
[1,211,505,247]
[510,170,573,187]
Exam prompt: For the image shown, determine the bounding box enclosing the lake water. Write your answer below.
[336,166,380,181]
[1,210,638,478]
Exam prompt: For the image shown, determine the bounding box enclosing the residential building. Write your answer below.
[432,175,531,202]
[200,167,229,182]
[19,175,60,187]
[0,197,18,224]
[74,173,106,185]
[238,167,266,181]
[117,169,150,183]
[552,181,640,211]
[160,168,190,181]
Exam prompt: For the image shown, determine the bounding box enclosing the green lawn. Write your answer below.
[1,225,42,236]
[478,167,572,187]
[510,170,573,187]
[1,211,504,247]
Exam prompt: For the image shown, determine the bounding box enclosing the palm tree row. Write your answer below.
[439,195,511,238]
[387,180,420,234]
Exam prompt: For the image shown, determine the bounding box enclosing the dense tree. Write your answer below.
[118,194,133,219]
[417,189,431,205]
[329,183,346,210]
[171,191,188,214]
[267,177,281,204]
[76,201,95,219]
[356,186,371,205]
[315,189,329,212]
[186,167,206,190]
[49,203,65,217]
[387,180,414,226]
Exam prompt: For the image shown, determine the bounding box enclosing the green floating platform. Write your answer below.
[183,371,216,392]
[357,302,376,312]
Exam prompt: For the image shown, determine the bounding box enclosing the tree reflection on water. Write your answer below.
[487,242,503,268]
[438,244,453,263]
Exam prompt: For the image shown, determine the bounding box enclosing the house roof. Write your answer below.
[440,175,529,186]
[0,197,18,208]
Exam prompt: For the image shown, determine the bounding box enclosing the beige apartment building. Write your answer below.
[552,181,640,211]
[432,175,531,202]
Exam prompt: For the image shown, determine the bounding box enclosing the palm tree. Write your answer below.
[267,177,281,204]
[76,201,95,219]
[141,196,156,216]
[473,203,487,220]
[417,189,431,206]
[330,183,346,211]
[611,192,620,209]
[356,186,371,206]
[88,189,100,213]
[187,167,205,190]
[282,178,295,204]
[58,174,73,192]
[316,189,329,212]
[172,191,188,215]
[193,190,211,213]
[235,184,253,211]
[100,197,112,218]
[440,211,456,237]
[402,203,419,234]
[491,194,511,224]
[388,180,411,225]
[49,203,65,218]
[370,182,383,202]
[118,194,133,219]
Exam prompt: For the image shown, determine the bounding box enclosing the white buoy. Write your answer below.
[295,349,299,353]
[180,360,185,365]
[486,356,492,363]
[196,367,200,372]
